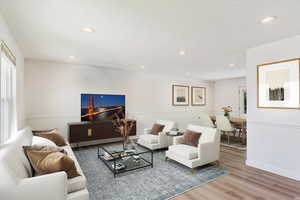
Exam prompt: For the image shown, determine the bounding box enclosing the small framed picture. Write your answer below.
[257,58,300,109]
[191,87,206,106]
[172,85,189,106]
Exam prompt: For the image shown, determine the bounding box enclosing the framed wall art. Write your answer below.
[191,86,206,106]
[172,85,189,106]
[257,58,300,109]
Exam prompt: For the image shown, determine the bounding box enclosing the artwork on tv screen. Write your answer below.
[81,94,125,121]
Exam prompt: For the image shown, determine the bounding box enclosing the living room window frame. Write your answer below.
[0,40,17,144]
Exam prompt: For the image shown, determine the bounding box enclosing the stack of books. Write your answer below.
[102,152,114,161]
[112,162,126,170]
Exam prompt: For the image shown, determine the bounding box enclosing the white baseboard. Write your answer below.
[246,159,300,181]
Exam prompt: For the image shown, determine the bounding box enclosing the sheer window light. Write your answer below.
[0,41,17,144]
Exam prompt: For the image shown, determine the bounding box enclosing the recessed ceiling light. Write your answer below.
[179,50,185,56]
[69,56,76,59]
[229,63,235,67]
[140,65,145,69]
[261,16,276,24]
[81,27,95,33]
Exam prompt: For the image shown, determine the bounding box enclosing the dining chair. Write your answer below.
[215,115,235,144]
[198,112,215,128]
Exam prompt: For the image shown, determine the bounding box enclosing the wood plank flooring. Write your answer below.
[171,146,300,200]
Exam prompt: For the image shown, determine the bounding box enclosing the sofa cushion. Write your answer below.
[168,144,198,160]
[0,145,30,184]
[1,127,34,178]
[67,174,87,194]
[35,131,66,146]
[139,134,159,144]
[63,145,87,193]
[32,136,57,147]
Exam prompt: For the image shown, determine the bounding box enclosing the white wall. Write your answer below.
[25,60,215,138]
[214,77,246,117]
[246,35,300,181]
[0,13,25,129]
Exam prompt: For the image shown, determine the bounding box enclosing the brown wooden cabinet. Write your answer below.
[68,120,136,144]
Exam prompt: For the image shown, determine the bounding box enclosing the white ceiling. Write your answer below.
[1,0,300,80]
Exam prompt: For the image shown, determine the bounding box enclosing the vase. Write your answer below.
[224,112,230,118]
[123,138,136,151]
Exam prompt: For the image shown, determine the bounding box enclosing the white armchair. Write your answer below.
[166,124,220,168]
[137,120,176,150]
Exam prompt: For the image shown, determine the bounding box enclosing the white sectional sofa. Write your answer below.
[0,127,89,200]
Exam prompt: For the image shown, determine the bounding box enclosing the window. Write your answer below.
[239,86,247,117]
[0,41,16,144]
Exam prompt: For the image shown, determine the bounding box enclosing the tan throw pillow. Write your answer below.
[26,151,80,179]
[35,131,66,146]
[32,128,57,135]
[183,130,201,147]
[150,123,165,135]
[23,145,67,175]
[23,145,67,156]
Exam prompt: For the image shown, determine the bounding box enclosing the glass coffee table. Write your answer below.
[97,142,153,177]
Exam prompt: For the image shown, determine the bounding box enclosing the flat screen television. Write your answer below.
[81,94,125,122]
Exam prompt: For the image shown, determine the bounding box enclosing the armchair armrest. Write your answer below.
[158,131,166,137]
[173,136,184,145]
[6,172,68,200]
[144,128,152,134]
[157,132,168,146]
[198,141,220,162]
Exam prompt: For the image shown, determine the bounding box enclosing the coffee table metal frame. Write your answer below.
[97,144,153,178]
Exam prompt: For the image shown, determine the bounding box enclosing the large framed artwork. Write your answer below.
[257,58,300,109]
[172,85,189,106]
[191,86,206,106]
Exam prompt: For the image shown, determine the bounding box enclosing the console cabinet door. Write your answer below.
[68,121,136,143]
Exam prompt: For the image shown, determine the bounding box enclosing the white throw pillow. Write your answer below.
[32,136,57,147]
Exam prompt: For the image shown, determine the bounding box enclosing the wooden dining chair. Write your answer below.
[215,115,236,144]
[231,118,247,144]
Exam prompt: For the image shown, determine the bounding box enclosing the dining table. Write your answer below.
[210,115,247,145]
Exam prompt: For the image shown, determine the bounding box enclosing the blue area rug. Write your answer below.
[74,144,229,200]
